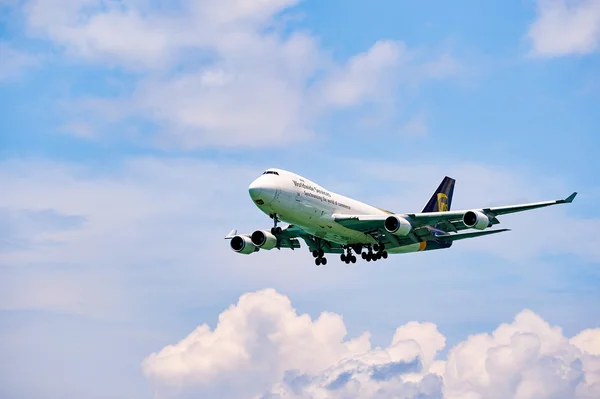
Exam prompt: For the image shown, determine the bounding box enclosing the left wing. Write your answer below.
[333,191,577,242]
[404,191,577,231]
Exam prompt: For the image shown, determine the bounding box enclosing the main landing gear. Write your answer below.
[270,214,282,235]
[340,247,357,264]
[361,243,388,262]
[312,249,327,266]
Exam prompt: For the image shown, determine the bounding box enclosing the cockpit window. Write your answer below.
[262,171,279,175]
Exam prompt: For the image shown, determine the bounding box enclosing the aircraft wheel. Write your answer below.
[376,252,382,260]
[275,226,282,234]
[373,244,379,252]
[361,252,366,259]
[351,256,356,263]
[382,251,388,259]
[318,249,324,257]
[315,258,321,266]
[365,253,371,261]
[379,243,385,250]
[271,227,276,234]
[312,250,319,258]
[340,254,346,262]
[321,257,327,265]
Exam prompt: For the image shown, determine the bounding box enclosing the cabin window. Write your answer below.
[262,171,280,176]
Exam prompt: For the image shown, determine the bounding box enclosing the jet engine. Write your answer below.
[230,235,259,254]
[384,215,413,236]
[251,229,278,250]
[463,210,490,230]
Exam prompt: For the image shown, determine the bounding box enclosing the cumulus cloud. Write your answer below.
[15,0,459,149]
[143,289,600,398]
[527,0,600,57]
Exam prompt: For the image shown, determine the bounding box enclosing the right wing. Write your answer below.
[224,225,344,252]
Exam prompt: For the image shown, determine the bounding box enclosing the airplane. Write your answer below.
[225,168,577,266]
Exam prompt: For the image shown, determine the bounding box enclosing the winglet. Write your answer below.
[224,229,237,239]
[564,192,577,203]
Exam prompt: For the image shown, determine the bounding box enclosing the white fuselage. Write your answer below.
[248,168,389,246]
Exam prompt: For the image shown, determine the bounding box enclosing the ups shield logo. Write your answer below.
[437,193,449,212]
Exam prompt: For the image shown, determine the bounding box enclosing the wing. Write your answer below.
[405,191,577,232]
[280,225,345,253]
[277,225,308,249]
[331,214,433,246]
[224,225,344,252]
[333,192,576,244]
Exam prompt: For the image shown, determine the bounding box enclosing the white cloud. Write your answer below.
[18,0,459,149]
[0,41,38,81]
[59,122,94,139]
[527,0,600,57]
[399,113,428,137]
[1,156,596,320]
[23,0,302,67]
[316,40,406,108]
[143,289,600,399]
[0,157,368,317]
[142,288,371,391]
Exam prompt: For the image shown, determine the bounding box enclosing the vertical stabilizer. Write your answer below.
[422,177,455,213]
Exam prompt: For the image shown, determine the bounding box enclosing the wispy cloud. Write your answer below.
[15,0,461,149]
[399,113,428,138]
[0,41,38,81]
[527,0,600,57]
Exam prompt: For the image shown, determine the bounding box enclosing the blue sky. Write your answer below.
[1,1,600,398]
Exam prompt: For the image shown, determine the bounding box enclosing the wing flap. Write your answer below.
[435,229,510,242]
[332,214,386,233]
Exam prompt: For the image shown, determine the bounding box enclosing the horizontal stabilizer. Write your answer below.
[435,229,510,242]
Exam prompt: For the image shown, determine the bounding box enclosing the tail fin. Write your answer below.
[422,177,455,213]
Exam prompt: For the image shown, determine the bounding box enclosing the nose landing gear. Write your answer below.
[270,214,282,235]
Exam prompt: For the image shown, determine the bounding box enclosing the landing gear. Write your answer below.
[362,243,388,262]
[364,247,374,262]
[312,241,326,266]
[270,214,282,235]
[340,247,357,264]
[315,257,327,266]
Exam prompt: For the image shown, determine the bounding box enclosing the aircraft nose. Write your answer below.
[248,179,263,199]
[248,177,276,205]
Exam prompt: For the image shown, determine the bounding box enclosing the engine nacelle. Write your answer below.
[463,210,490,230]
[251,230,278,250]
[384,215,413,236]
[230,235,259,254]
